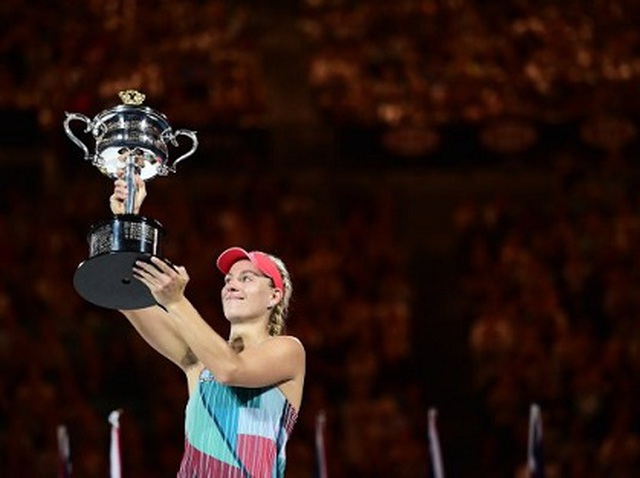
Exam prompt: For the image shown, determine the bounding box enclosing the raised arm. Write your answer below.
[110,171,196,371]
[135,257,306,389]
[165,295,305,388]
[121,306,197,370]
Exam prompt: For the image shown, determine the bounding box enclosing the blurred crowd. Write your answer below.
[3,0,640,136]
[460,153,640,477]
[3,0,640,477]
[301,0,640,128]
[0,0,266,132]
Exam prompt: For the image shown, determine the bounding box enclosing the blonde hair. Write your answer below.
[266,254,292,336]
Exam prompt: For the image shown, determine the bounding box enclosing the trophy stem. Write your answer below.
[123,149,142,214]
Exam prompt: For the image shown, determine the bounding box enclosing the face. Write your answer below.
[221,259,281,322]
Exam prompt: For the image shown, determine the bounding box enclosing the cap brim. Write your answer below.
[216,247,251,274]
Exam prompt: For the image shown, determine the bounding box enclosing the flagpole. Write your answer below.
[315,410,328,478]
[109,410,123,478]
[57,424,72,478]
[427,407,445,478]
[527,403,544,478]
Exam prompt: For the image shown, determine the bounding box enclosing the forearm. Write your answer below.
[120,306,196,369]
[165,298,239,382]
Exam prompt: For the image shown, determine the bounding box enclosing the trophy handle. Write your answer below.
[162,129,198,172]
[63,112,93,160]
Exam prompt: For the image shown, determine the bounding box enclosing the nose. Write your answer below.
[223,278,239,292]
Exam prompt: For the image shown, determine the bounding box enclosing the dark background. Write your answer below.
[2,0,640,476]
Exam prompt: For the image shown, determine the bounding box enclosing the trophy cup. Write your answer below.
[64,90,198,310]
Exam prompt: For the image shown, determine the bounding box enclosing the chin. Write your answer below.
[223,306,247,322]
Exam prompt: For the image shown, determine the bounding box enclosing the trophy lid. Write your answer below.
[96,89,170,124]
[92,90,173,180]
[65,89,198,180]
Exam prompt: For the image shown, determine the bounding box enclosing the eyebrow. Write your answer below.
[224,269,267,281]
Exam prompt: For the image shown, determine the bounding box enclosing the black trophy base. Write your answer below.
[74,252,156,310]
[74,214,165,310]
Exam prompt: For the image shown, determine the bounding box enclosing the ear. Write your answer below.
[268,288,283,309]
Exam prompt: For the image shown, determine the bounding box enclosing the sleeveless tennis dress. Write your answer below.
[178,368,298,477]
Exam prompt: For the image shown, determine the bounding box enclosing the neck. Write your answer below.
[228,322,270,350]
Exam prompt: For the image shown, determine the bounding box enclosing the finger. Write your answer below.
[136,182,147,201]
[134,261,164,284]
[133,269,161,292]
[134,175,145,188]
[176,266,189,281]
[134,259,162,274]
[113,181,128,197]
[149,256,176,275]
[133,272,152,290]
[132,264,155,284]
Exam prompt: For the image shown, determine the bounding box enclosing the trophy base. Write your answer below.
[74,252,157,310]
[74,214,166,310]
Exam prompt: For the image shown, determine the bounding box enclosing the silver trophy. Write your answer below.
[64,90,198,310]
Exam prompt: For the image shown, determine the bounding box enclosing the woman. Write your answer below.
[110,174,305,477]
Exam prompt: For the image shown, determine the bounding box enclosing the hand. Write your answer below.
[133,256,190,308]
[109,169,147,214]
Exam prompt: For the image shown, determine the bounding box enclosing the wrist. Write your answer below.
[164,296,190,314]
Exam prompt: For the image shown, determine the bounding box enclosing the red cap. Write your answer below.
[216,247,284,292]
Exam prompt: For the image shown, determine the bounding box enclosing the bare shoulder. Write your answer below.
[267,335,305,354]
[259,336,306,373]
[279,335,304,348]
